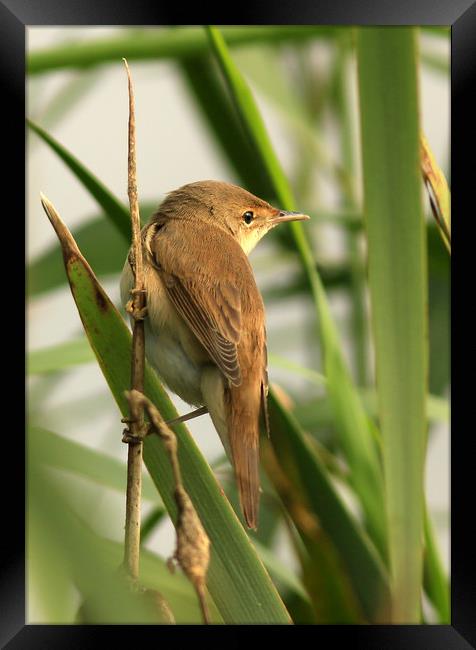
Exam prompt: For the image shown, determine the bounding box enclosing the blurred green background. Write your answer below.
[26,26,450,624]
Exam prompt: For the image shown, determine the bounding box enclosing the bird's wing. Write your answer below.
[261,335,270,438]
[150,231,242,386]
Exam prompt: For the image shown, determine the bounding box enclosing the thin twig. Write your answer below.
[126,390,211,624]
[122,58,146,584]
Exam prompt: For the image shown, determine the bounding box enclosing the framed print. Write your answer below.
[3,0,472,646]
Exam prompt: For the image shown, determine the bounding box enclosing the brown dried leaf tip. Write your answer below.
[173,484,211,622]
[125,389,211,624]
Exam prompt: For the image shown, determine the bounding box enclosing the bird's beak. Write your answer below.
[271,210,311,225]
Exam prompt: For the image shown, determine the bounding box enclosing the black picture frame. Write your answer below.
[6,0,472,646]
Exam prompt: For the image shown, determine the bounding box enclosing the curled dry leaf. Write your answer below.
[420,133,451,253]
[125,389,211,624]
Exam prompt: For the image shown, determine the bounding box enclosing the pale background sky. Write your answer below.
[27,27,450,622]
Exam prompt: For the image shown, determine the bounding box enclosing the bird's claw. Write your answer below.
[122,421,151,444]
[125,298,148,321]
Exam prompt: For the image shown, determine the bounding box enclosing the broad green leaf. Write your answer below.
[357,27,428,622]
[207,25,387,559]
[41,195,291,624]
[138,465,310,608]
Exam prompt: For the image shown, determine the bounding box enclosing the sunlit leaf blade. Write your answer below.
[40,195,291,624]
[206,25,387,559]
[28,120,131,240]
[420,132,451,253]
[357,27,428,622]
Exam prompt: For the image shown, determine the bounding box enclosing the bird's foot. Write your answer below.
[126,289,148,321]
[121,417,151,444]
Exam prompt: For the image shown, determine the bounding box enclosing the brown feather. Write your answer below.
[139,181,294,528]
[144,183,273,528]
[122,181,309,528]
[228,376,262,530]
[150,220,245,386]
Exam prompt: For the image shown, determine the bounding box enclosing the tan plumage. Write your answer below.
[120,180,309,529]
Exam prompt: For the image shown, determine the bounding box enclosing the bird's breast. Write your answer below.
[120,258,206,406]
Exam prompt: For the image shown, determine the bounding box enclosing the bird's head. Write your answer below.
[152,180,310,255]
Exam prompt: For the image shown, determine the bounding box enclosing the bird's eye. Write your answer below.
[243,211,254,225]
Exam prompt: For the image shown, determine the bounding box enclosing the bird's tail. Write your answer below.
[227,384,260,530]
[201,368,260,529]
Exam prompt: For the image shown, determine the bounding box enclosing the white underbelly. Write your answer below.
[144,321,204,407]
